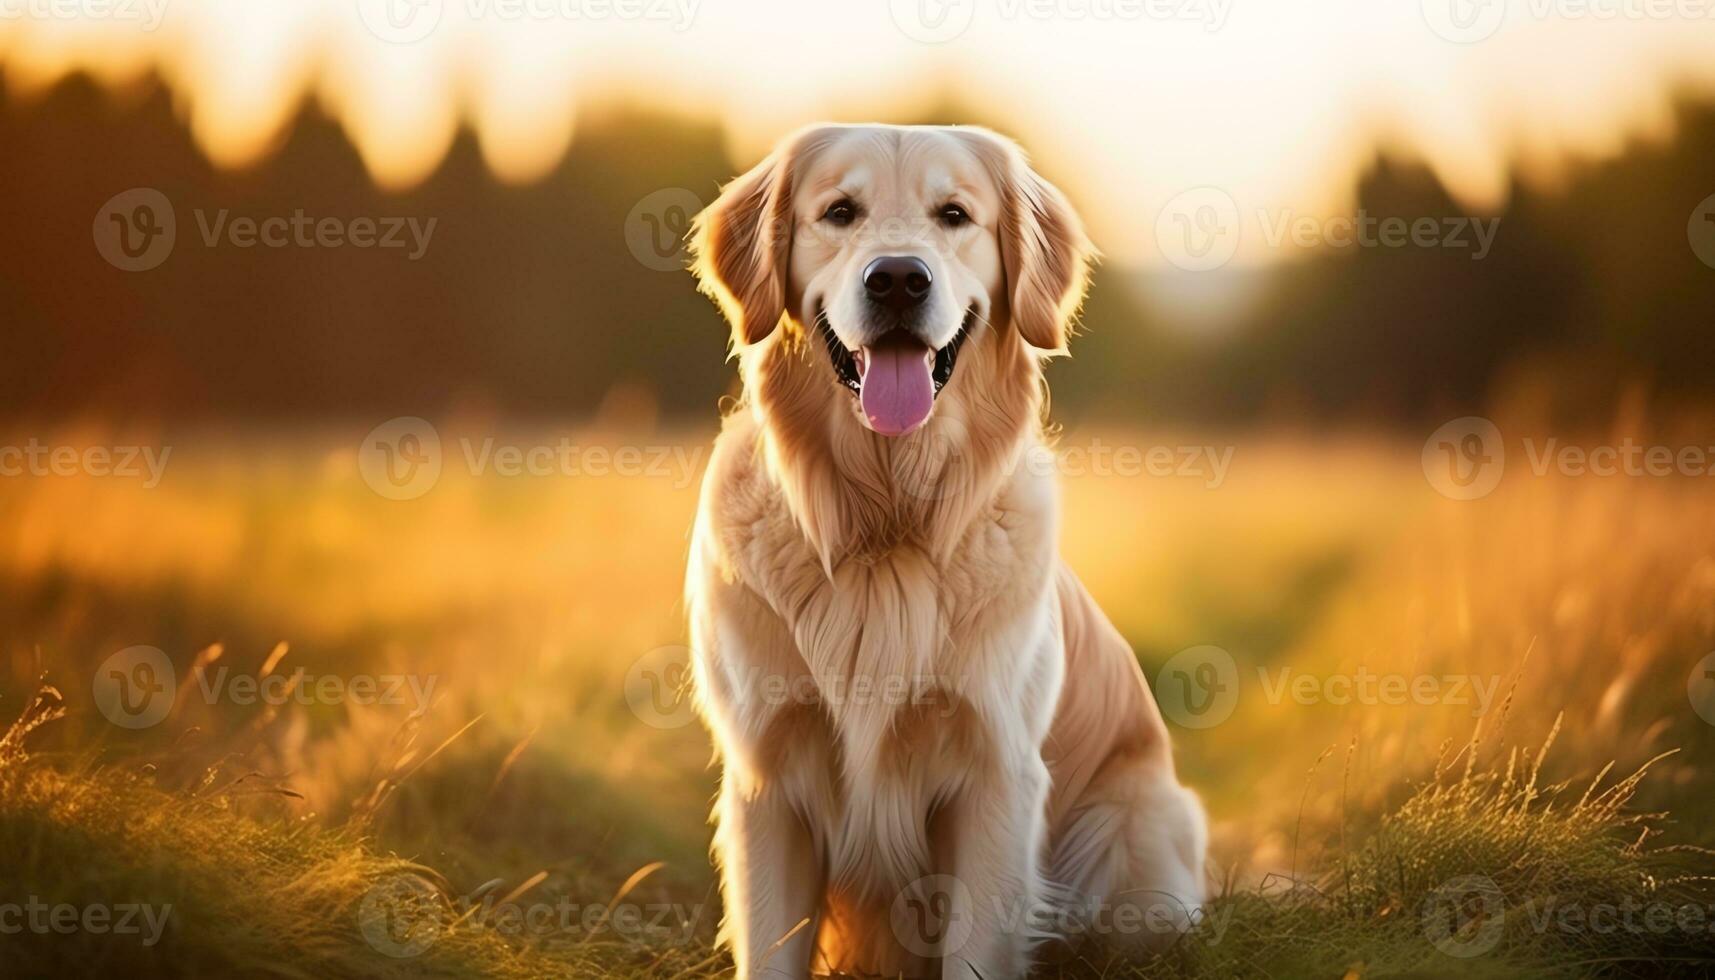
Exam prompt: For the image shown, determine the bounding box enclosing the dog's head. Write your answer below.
[691,124,1092,439]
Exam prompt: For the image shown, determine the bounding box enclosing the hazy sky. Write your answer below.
[4,0,1714,264]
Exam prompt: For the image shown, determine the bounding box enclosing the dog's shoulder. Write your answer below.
[691,409,804,575]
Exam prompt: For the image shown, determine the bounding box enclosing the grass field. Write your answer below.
[2,422,1713,977]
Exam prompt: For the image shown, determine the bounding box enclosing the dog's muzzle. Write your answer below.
[816,306,973,437]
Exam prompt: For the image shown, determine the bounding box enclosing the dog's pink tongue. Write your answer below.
[859,342,935,437]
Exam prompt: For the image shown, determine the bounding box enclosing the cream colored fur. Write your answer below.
[685,124,1207,980]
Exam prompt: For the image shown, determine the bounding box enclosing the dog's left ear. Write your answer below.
[967,131,1096,354]
[689,142,799,349]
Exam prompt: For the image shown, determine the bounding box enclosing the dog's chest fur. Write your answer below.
[699,421,1064,895]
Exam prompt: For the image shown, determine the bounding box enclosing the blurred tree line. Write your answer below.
[2,73,1711,430]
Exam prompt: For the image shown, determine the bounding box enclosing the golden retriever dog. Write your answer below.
[685,124,1207,980]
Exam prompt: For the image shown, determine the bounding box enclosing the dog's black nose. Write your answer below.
[863,256,933,312]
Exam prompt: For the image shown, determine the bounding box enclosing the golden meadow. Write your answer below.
[2,417,1713,976]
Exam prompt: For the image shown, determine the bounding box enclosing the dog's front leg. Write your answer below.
[941,755,1051,980]
[716,770,821,980]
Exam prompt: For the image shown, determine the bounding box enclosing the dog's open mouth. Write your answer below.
[816,307,973,437]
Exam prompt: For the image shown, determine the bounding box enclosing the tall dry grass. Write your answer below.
[0,424,1712,976]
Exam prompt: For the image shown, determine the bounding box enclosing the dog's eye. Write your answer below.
[937,203,971,228]
[822,199,858,226]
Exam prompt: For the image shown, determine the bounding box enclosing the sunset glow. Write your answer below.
[4,0,1714,262]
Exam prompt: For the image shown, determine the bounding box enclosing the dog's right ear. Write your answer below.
[690,149,795,349]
